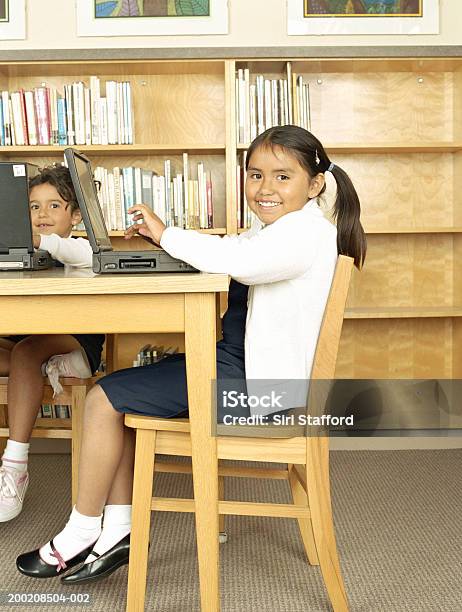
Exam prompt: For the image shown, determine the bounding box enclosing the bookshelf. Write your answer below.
[0,52,461,378]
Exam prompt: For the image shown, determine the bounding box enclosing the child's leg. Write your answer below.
[37,385,133,565]
[7,334,81,442]
[0,335,82,523]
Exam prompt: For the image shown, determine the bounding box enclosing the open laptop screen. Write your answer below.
[65,149,112,253]
[0,163,36,253]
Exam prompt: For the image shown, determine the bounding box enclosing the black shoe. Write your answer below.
[16,540,95,578]
[61,534,130,585]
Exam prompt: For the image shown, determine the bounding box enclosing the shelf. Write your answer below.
[237,142,462,154]
[365,227,462,234]
[238,227,462,235]
[0,144,226,156]
[73,228,226,237]
[345,307,462,319]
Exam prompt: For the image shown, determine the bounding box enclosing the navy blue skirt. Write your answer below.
[97,279,249,422]
[97,345,247,422]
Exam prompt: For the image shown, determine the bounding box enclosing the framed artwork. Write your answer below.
[288,0,439,35]
[0,0,26,40]
[77,0,228,36]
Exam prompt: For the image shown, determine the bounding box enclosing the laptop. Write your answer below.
[0,162,53,271]
[65,148,198,274]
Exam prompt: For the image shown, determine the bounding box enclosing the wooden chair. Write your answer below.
[125,255,354,612]
[0,334,119,504]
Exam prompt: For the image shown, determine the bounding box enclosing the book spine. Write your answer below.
[286,61,293,124]
[1,91,12,145]
[64,85,75,145]
[10,92,25,146]
[244,68,250,144]
[249,84,257,142]
[90,76,100,145]
[164,159,172,227]
[256,76,265,136]
[34,88,50,145]
[182,152,189,230]
[125,82,133,144]
[206,171,213,229]
[237,68,245,143]
[84,86,92,145]
[19,89,29,146]
[112,167,123,230]
[271,79,278,127]
[57,96,67,145]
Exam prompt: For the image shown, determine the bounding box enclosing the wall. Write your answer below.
[0,0,460,52]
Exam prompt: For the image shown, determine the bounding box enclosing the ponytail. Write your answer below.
[329,164,367,269]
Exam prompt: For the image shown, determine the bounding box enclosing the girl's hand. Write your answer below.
[124,205,166,246]
[33,234,41,249]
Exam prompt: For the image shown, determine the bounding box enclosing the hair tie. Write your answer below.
[327,162,335,173]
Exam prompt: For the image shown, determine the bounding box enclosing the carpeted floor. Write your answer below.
[1,450,461,611]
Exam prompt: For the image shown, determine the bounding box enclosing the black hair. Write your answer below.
[29,164,79,213]
[246,125,366,269]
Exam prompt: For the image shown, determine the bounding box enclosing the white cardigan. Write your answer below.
[39,234,93,268]
[161,199,338,414]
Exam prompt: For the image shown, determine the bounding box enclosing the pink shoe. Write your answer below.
[0,466,29,522]
[45,349,92,396]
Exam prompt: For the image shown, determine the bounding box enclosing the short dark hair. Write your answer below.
[29,165,79,213]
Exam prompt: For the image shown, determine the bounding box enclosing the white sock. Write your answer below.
[84,504,131,564]
[40,507,102,566]
[2,439,29,472]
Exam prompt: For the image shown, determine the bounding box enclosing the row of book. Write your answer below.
[93,154,214,231]
[38,404,71,419]
[236,62,311,144]
[0,77,134,147]
[133,344,179,368]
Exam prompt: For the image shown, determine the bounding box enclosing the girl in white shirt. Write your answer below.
[17,126,366,582]
[0,166,104,523]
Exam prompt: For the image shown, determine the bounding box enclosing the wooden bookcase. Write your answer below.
[0,54,461,378]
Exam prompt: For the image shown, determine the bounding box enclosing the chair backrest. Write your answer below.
[310,255,354,380]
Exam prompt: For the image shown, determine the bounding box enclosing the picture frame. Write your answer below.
[0,0,26,40]
[77,0,228,37]
[287,0,439,35]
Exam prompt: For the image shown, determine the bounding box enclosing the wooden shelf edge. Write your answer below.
[74,228,226,237]
[237,142,462,153]
[0,144,226,156]
[345,308,462,319]
[365,227,462,234]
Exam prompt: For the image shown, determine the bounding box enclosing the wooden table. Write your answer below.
[0,268,228,612]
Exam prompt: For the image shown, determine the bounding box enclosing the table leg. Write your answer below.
[185,292,220,612]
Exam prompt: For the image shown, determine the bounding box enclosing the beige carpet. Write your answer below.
[1,450,461,611]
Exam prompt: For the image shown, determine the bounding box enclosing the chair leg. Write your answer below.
[71,386,86,506]
[0,405,7,455]
[288,464,319,565]
[305,437,349,612]
[127,428,156,612]
[218,475,227,543]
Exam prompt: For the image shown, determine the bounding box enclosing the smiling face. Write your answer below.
[245,144,325,225]
[29,182,81,237]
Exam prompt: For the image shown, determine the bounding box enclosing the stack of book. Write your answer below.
[235,62,311,144]
[133,344,178,368]
[0,76,134,146]
[39,404,71,419]
[94,153,214,231]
